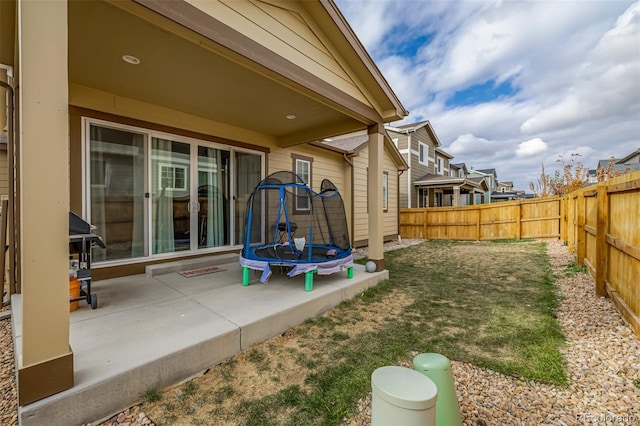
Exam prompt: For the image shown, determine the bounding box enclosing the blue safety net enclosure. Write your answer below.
[239,171,354,291]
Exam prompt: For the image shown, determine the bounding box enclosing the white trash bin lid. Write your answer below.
[372,366,438,410]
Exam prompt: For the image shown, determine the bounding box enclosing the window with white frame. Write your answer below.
[382,172,388,212]
[292,154,312,211]
[436,157,444,175]
[418,142,428,165]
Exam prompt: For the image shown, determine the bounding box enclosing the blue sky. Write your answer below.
[335,0,640,191]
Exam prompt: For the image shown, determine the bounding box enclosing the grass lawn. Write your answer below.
[143,240,566,426]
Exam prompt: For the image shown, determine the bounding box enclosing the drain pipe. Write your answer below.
[0,80,17,295]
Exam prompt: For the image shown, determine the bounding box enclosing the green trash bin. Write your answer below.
[413,353,463,426]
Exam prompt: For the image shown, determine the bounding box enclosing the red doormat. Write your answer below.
[178,266,226,278]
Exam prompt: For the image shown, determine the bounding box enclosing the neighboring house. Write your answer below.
[492,181,517,202]
[1,0,408,406]
[386,120,465,208]
[468,168,498,204]
[491,190,519,202]
[450,162,469,179]
[385,120,488,207]
[413,173,488,207]
[497,181,513,192]
[588,147,640,182]
[320,130,408,247]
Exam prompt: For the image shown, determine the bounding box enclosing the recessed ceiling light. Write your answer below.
[286,114,296,120]
[122,55,141,65]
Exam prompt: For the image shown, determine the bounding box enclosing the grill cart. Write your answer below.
[69,212,106,309]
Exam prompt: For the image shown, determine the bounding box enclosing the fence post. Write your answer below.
[558,196,564,242]
[515,201,522,240]
[423,209,428,239]
[595,183,608,297]
[576,193,586,265]
[475,207,480,241]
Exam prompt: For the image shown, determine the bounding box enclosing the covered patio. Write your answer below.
[414,174,489,207]
[1,0,407,417]
[13,256,387,426]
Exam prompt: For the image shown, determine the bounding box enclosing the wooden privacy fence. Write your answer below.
[399,170,640,336]
[399,197,561,241]
[563,171,640,336]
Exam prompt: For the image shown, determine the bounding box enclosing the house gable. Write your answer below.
[182,0,407,123]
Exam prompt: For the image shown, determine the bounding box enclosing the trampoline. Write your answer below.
[239,171,354,291]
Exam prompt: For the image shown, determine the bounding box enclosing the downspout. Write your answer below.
[0,80,16,295]
[397,169,404,241]
[407,131,412,208]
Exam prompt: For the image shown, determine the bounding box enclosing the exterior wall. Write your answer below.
[189,0,374,108]
[68,87,278,218]
[70,84,276,149]
[267,144,345,192]
[394,133,410,208]
[351,144,399,246]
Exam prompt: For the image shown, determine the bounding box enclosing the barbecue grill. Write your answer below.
[69,212,106,309]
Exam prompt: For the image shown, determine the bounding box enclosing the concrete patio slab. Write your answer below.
[13,256,388,426]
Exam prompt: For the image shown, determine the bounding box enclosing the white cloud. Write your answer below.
[516,138,548,157]
[447,133,500,157]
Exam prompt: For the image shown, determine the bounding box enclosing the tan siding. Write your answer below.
[267,144,345,192]
[70,84,277,148]
[352,148,369,243]
[191,0,369,105]
[383,153,398,237]
[399,171,409,208]
[352,144,400,243]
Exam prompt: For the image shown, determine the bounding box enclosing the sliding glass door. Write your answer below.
[234,151,262,247]
[151,138,191,254]
[86,120,263,264]
[88,124,146,262]
[198,146,230,249]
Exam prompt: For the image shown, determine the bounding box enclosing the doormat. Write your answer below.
[178,266,226,278]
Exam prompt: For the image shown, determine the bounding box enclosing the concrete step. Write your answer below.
[145,253,239,277]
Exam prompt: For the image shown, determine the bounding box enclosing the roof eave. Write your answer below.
[317,0,409,122]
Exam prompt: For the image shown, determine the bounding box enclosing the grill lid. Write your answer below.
[69,211,92,234]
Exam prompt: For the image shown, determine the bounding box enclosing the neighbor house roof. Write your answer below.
[475,168,496,175]
[617,147,640,164]
[413,173,489,191]
[435,147,454,159]
[467,176,488,187]
[317,130,409,171]
[385,120,443,148]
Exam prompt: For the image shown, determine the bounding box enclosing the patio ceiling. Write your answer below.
[67,0,383,147]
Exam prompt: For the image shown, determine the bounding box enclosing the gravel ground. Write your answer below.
[0,308,18,426]
[1,240,639,425]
